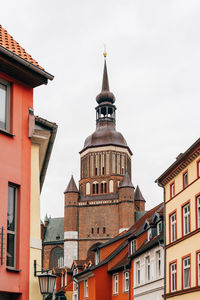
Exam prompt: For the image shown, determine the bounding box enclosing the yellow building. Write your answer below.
[29,112,57,300]
[156,138,200,299]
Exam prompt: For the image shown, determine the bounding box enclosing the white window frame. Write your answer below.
[170,262,177,292]
[183,257,190,289]
[146,256,151,281]
[198,253,200,286]
[157,221,162,235]
[95,249,100,265]
[123,271,129,292]
[156,250,161,277]
[183,172,188,188]
[136,261,141,285]
[84,279,88,298]
[147,229,152,241]
[0,78,10,132]
[73,268,78,291]
[170,213,176,242]
[130,240,136,255]
[197,196,200,229]
[183,204,190,236]
[113,274,119,295]
[170,183,175,198]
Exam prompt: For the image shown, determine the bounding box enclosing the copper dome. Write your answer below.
[81,122,131,153]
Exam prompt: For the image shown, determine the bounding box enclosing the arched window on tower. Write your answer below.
[104,182,107,193]
[109,180,114,193]
[86,182,90,195]
[92,181,99,194]
[49,246,64,270]
[101,183,103,193]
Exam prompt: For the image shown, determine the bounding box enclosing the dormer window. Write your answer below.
[95,249,100,265]
[130,239,136,255]
[157,221,162,235]
[147,229,152,241]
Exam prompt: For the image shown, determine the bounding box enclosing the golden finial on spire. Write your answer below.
[103,44,107,58]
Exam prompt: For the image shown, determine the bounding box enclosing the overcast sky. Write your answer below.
[1,0,200,220]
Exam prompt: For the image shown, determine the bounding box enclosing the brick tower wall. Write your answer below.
[64,192,79,267]
[78,202,120,260]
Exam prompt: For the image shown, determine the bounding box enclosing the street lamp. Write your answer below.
[34,260,57,299]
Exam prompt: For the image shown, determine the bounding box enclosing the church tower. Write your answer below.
[64,55,145,267]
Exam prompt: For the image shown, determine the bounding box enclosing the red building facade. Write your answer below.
[0,25,53,300]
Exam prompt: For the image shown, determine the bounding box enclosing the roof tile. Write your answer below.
[0,24,43,69]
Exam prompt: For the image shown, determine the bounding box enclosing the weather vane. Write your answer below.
[103,44,107,58]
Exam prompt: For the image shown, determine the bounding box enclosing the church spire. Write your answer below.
[96,53,115,104]
[101,59,109,92]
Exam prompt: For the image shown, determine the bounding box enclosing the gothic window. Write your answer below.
[109,180,113,193]
[90,155,94,177]
[112,153,116,173]
[86,182,90,195]
[106,152,110,175]
[117,154,120,174]
[121,155,125,174]
[49,247,64,269]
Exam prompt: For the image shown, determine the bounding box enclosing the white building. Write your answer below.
[133,211,164,300]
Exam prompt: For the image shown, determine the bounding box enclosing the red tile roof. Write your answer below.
[0,24,43,70]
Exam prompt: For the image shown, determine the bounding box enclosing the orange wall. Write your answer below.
[100,236,128,262]
[108,247,128,270]
[0,72,33,300]
[111,271,128,300]
[95,264,111,300]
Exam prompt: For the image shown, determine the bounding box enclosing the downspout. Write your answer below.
[163,187,166,300]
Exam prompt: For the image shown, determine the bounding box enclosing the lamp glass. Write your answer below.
[38,273,56,295]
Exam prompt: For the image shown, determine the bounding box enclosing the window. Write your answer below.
[183,171,188,188]
[0,79,10,132]
[95,249,100,265]
[197,253,200,286]
[73,268,78,291]
[156,250,161,277]
[197,160,200,178]
[183,257,190,289]
[170,262,177,292]
[97,227,99,234]
[197,196,200,229]
[147,229,152,241]
[157,221,162,235]
[170,213,176,242]
[7,185,18,268]
[183,203,190,236]
[130,240,136,255]
[91,228,94,234]
[170,182,175,198]
[113,274,119,295]
[84,279,88,298]
[123,271,129,292]
[146,256,151,281]
[103,227,106,234]
[136,261,140,285]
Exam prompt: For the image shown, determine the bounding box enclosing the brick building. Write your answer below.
[64,56,146,268]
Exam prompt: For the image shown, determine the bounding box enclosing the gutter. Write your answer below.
[0,46,54,81]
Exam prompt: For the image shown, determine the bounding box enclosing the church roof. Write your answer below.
[64,175,79,193]
[134,185,146,202]
[43,217,64,243]
[119,171,134,188]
